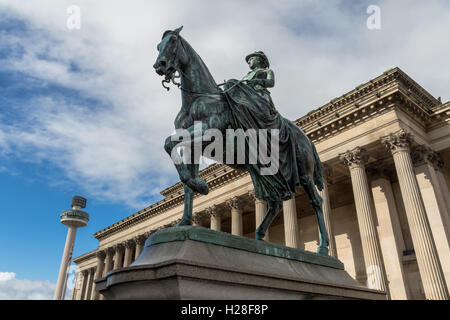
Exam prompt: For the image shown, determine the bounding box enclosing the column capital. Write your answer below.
[205,205,221,218]
[226,196,244,210]
[193,211,207,225]
[123,239,135,249]
[411,145,444,170]
[144,231,153,238]
[113,243,124,252]
[322,163,333,183]
[381,129,413,154]
[248,190,265,204]
[105,247,115,256]
[339,147,369,169]
[96,250,106,260]
[134,234,147,246]
[81,269,89,276]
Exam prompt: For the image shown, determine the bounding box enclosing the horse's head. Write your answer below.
[153,26,187,78]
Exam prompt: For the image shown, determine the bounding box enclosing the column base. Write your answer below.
[96,226,386,300]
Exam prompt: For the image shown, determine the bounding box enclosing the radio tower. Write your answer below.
[54,196,90,300]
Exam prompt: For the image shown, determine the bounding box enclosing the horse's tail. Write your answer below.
[311,141,324,191]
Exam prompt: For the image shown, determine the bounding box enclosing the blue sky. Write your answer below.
[1,0,450,299]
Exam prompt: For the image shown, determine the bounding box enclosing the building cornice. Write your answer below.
[72,249,97,264]
[295,67,439,131]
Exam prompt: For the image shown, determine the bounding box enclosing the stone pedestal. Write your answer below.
[96,226,386,300]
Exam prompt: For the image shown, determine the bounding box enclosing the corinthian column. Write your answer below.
[249,190,269,241]
[99,247,114,300]
[123,240,135,267]
[84,267,95,300]
[91,250,105,300]
[104,247,114,275]
[113,243,124,270]
[206,205,221,231]
[318,164,337,258]
[369,168,409,299]
[134,234,147,261]
[340,147,388,293]
[227,197,244,236]
[78,269,89,300]
[283,197,300,248]
[381,130,449,299]
[411,145,450,288]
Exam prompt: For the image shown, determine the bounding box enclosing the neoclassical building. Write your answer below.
[72,68,450,300]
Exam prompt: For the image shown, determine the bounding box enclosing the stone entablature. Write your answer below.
[296,68,439,130]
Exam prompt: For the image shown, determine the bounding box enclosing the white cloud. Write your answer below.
[0,272,56,300]
[0,0,449,208]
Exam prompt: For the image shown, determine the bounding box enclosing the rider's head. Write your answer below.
[245,51,270,69]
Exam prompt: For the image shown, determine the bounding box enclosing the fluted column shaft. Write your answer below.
[283,197,300,248]
[255,199,269,241]
[412,146,450,288]
[340,147,388,293]
[104,248,114,275]
[113,244,124,270]
[207,205,221,231]
[210,214,222,231]
[231,208,243,236]
[135,242,144,259]
[91,251,105,300]
[99,248,114,300]
[123,241,134,267]
[227,197,243,236]
[382,131,449,299]
[78,270,88,300]
[88,267,98,300]
[84,268,95,300]
[134,235,147,261]
[318,164,337,257]
[371,175,410,299]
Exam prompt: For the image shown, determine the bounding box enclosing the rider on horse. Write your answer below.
[242,51,277,114]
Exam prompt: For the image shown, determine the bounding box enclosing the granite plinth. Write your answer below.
[96,226,386,300]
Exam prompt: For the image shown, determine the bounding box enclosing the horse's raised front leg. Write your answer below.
[164,125,209,195]
[255,200,282,240]
[300,174,329,255]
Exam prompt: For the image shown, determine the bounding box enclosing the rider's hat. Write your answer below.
[245,51,270,68]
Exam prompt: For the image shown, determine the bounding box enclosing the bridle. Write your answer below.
[160,34,242,97]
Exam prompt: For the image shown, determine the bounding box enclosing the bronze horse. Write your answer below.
[153,27,329,255]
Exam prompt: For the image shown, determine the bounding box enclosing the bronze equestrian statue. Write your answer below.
[153,27,329,255]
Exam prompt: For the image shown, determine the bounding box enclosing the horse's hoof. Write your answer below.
[317,246,329,256]
[176,219,192,226]
[187,178,209,195]
[255,229,265,241]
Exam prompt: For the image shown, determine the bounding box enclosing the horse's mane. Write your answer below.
[177,35,218,89]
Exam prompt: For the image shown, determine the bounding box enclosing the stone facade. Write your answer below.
[72,67,450,300]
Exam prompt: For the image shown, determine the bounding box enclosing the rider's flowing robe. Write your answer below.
[223,79,322,202]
